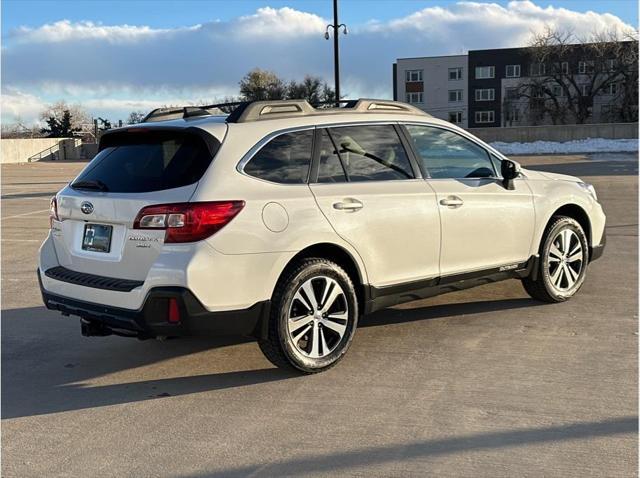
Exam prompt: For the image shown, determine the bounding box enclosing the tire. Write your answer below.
[258,257,358,373]
[522,216,589,303]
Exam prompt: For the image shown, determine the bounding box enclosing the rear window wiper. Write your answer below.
[71,179,109,192]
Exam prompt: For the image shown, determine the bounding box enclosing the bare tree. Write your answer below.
[127,111,146,124]
[511,26,638,125]
[239,69,336,105]
[239,68,287,101]
[286,75,336,104]
[1,118,43,138]
[39,101,90,131]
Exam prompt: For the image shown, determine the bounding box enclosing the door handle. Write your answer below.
[440,196,464,207]
[333,199,363,211]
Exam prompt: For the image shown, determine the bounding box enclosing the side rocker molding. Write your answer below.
[363,257,538,314]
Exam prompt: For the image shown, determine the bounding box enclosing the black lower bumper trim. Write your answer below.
[39,270,270,339]
[44,265,144,292]
[590,230,606,262]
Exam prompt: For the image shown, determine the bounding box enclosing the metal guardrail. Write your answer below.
[28,143,60,162]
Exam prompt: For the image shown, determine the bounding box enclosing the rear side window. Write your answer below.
[243,130,313,184]
[73,130,216,193]
[325,125,414,182]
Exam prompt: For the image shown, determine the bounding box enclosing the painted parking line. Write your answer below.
[1,238,43,242]
[0,209,50,221]
[1,197,52,201]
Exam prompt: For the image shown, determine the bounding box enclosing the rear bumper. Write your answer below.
[38,270,269,339]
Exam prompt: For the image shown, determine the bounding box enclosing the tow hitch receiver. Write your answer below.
[80,319,113,337]
[80,319,151,339]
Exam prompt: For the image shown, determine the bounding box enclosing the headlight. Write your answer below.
[578,182,597,201]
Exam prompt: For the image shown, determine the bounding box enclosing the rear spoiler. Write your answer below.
[98,126,222,158]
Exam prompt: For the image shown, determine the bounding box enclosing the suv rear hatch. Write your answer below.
[51,127,222,282]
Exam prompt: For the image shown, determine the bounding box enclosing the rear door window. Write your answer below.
[72,130,217,193]
[243,129,313,184]
[324,125,414,182]
[317,130,348,183]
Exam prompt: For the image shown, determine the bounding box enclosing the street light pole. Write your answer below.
[332,0,340,106]
[325,0,347,107]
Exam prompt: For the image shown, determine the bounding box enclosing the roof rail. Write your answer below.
[142,106,212,123]
[141,98,429,124]
[226,98,429,123]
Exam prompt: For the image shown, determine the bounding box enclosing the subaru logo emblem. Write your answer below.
[80,201,94,215]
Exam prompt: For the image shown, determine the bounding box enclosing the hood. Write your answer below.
[522,168,580,182]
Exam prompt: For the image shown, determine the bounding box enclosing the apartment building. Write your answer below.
[467,47,527,128]
[393,42,637,128]
[392,55,468,127]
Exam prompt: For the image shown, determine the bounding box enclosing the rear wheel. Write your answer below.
[258,258,358,373]
[523,216,589,303]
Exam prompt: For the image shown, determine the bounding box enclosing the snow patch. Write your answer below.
[490,138,639,155]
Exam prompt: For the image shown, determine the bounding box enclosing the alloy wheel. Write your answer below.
[547,228,584,291]
[287,276,349,359]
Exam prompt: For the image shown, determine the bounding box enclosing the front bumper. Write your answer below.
[38,270,269,339]
[590,230,606,262]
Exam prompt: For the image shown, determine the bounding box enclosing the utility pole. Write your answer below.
[325,0,347,106]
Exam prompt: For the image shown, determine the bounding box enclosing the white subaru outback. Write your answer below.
[39,99,606,373]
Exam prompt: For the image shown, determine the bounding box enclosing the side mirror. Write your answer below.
[501,159,521,190]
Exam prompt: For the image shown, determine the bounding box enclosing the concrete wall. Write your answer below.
[396,55,469,127]
[81,143,98,160]
[468,122,639,143]
[0,138,84,163]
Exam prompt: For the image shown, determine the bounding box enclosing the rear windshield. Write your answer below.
[72,130,217,193]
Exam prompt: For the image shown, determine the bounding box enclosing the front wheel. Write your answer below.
[523,216,589,303]
[258,258,358,373]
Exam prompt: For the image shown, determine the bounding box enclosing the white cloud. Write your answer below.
[1,2,634,123]
[1,88,47,123]
[234,7,326,37]
[10,20,199,44]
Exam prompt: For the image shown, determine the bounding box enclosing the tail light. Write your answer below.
[168,298,181,323]
[133,201,245,243]
[49,196,59,228]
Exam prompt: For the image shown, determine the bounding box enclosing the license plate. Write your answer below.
[82,224,113,253]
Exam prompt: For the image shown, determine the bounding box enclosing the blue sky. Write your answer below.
[3,0,637,30]
[1,1,637,124]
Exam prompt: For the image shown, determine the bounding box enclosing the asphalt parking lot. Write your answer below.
[2,153,638,477]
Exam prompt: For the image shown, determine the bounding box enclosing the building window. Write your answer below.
[406,92,423,104]
[475,88,495,101]
[448,90,463,102]
[475,66,495,79]
[448,67,463,80]
[579,84,589,97]
[561,62,569,74]
[506,65,521,78]
[405,70,423,82]
[606,83,618,95]
[448,111,463,124]
[505,87,519,100]
[531,86,545,98]
[530,63,546,76]
[551,84,566,97]
[475,111,495,124]
[607,59,617,71]
[505,108,520,123]
[600,104,617,120]
[578,61,594,74]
